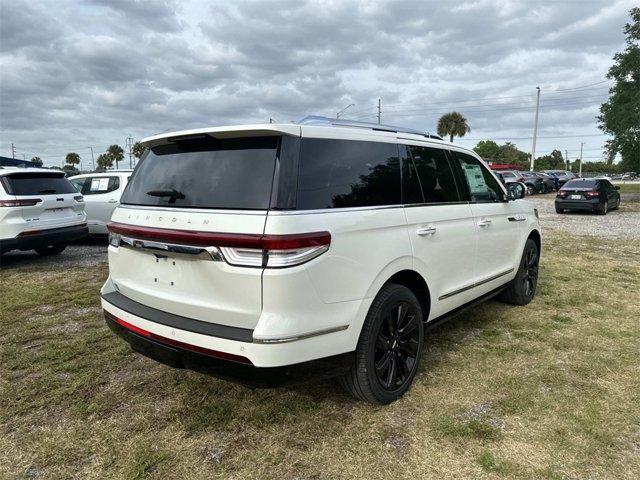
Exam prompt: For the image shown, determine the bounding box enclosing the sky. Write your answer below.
[0,0,634,169]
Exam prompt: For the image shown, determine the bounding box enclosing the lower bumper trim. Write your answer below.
[105,313,354,387]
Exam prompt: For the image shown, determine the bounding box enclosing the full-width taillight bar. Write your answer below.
[0,198,42,207]
[107,222,331,268]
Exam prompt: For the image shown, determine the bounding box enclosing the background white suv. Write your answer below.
[0,167,87,256]
[101,117,540,404]
[69,170,132,235]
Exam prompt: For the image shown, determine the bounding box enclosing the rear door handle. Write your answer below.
[478,218,492,227]
[417,226,437,236]
[108,199,118,203]
[508,215,526,222]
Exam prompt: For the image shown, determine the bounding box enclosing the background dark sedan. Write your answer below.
[555,178,621,215]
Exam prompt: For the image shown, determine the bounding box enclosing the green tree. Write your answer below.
[500,142,528,167]
[30,156,43,167]
[107,144,124,169]
[62,165,79,177]
[535,149,564,170]
[65,152,81,167]
[598,7,640,171]
[437,112,471,142]
[132,141,146,160]
[473,140,501,160]
[97,153,113,170]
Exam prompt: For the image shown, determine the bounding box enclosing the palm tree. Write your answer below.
[437,112,471,142]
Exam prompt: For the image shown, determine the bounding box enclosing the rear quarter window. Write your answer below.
[296,138,401,209]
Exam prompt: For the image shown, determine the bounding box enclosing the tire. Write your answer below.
[499,238,539,306]
[541,184,549,194]
[340,283,424,405]
[35,244,66,256]
[597,200,608,215]
[555,206,564,214]
[526,184,535,195]
[611,198,620,210]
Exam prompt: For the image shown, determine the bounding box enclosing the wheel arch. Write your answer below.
[383,270,431,322]
[527,228,541,254]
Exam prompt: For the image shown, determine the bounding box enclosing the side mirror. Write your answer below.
[507,182,526,200]
[615,186,620,190]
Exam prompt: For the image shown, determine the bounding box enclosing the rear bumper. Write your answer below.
[555,198,600,211]
[104,310,353,387]
[0,224,88,253]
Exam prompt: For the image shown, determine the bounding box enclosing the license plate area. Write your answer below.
[570,194,582,200]
[149,254,181,288]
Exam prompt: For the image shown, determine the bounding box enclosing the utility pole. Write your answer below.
[530,86,540,171]
[565,150,569,170]
[126,136,134,168]
[89,147,95,171]
[377,98,381,124]
[579,142,585,177]
[11,143,16,159]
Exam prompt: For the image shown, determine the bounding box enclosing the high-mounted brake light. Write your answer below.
[107,222,331,268]
[0,198,42,207]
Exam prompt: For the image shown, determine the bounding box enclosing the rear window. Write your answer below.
[1,172,77,195]
[562,179,597,189]
[121,136,279,210]
[297,139,400,209]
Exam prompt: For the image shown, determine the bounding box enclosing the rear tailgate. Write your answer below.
[108,208,267,330]
[106,135,283,331]
[1,171,85,235]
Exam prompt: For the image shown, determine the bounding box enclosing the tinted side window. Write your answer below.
[453,152,504,202]
[408,145,460,203]
[82,176,120,195]
[400,145,423,204]
[297,139,400,209]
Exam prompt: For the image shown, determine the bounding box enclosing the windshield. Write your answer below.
[121,136,279,210]
[1,172,77,195]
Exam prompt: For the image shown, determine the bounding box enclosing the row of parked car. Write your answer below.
[493,169,578,195]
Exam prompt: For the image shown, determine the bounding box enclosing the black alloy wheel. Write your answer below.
[374,301,421,391]
[522,245,539,299]
[499,238,539,306]
[340,284,424,404]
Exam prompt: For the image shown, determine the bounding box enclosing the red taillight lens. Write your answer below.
[585,191,599,198]
[104,310,252,364]
[556,191,568,198]
[0,198,42,207]
[107,222,331,268]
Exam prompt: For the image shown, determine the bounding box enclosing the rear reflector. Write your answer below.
[107,222,331,268]
[104,310,252,365]
[0,198,42,207]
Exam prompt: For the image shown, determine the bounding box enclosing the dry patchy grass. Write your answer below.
[1,232,639,479]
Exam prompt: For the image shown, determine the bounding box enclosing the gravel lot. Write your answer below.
[0,238,108,270]
[530,192,640,239]
[1,194,638,270]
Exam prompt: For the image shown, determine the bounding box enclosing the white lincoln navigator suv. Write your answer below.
[101,116,540,404]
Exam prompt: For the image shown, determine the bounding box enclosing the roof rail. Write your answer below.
[297,115,443,140]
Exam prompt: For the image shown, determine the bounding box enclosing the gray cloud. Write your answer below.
[0,0,633,165]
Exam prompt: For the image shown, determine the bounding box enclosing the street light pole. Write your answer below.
[530,86,540,172]
[336,103,355,119]
[579,142,585,177]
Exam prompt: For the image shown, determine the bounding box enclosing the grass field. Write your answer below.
[613,182,640,194]
[1,231,639,479]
